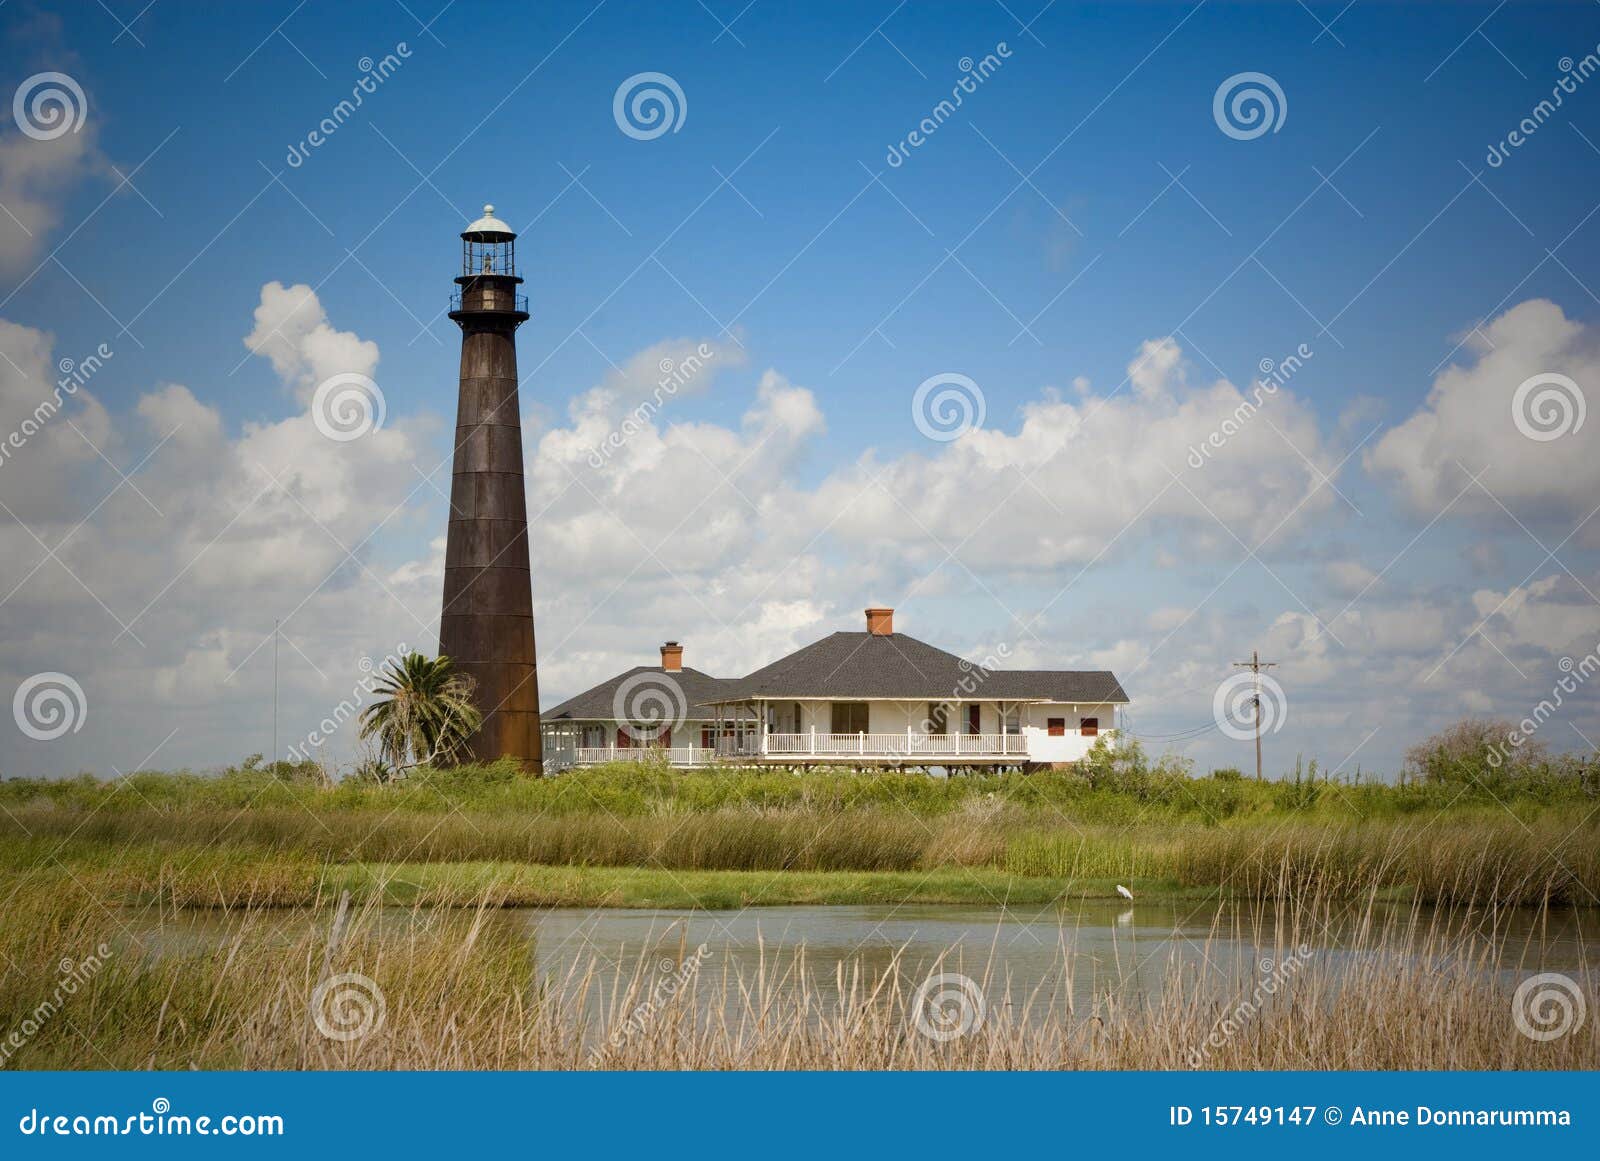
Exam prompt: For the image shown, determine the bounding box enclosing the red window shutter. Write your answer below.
[616,727,632,748]
[1081,717,1098,737]
[967,705,981,735]
[1047,717,1065,737]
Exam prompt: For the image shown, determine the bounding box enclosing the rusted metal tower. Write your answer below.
[440,204,542,771]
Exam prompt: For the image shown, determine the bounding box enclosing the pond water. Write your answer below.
[131,898,1598,1017]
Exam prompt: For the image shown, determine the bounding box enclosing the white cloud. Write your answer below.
[804,336,1342,579]
[0,116,110,276]
[243,281,380,403]
[1367,299,1600,524]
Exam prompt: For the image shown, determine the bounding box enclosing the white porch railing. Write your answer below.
[562,745,718,767]
[720,732,1028,759]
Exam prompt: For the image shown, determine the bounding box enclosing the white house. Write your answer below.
[541,609,1128,771]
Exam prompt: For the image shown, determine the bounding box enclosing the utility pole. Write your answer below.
[1232,650,1278,781]
[273,619,280,767]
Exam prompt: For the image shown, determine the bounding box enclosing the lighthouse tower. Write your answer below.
[439,205,542,771]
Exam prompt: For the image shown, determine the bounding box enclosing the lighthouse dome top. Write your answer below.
[463,204,514,240]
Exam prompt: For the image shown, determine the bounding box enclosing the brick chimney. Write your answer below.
[865,608,894,636]
[660,641,683,672]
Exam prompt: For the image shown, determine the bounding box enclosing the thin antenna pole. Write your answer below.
[1231,649,1279,781]
[273,619,280,765]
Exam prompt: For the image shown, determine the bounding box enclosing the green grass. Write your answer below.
[2,760,1595,909]
[7,754,1595,821]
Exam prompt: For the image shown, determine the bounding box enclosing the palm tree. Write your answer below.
[358,652,483,774]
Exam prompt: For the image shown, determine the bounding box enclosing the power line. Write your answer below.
[1128,722,1221,741]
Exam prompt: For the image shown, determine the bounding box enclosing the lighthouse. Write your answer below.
[439,205,542,771]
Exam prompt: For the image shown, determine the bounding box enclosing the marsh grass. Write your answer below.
[5,802,1595,906]
[0,873,1593,1070]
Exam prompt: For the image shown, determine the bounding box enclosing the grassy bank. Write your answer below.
[2,759,1596,906]
[0,876,1591,1070]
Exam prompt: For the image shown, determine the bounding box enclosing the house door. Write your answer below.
[966,705,981,735]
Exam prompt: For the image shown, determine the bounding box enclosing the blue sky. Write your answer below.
[3,0,1600,778]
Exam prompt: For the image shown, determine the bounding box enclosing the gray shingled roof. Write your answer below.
[706,632,1128,704]
[543,666,735,722]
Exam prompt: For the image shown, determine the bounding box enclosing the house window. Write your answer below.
[1002,707,1021,736]
[1047,717,1065,737]
[581,725,605,748]
[701,725,714,748]
[831,702,869,734]
[966,705,981,735]
[927,703,947,735]
[1081,717,1099,737]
